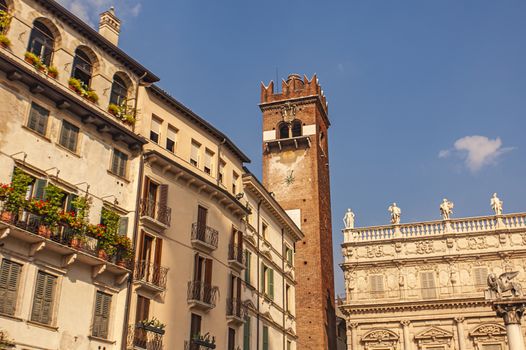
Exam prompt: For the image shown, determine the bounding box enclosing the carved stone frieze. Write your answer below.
[416,241,434,254]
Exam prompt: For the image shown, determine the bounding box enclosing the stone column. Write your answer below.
[401,320,411,350]
[454,317,466,350]
[492,300,526,350]
[348,323,358,350]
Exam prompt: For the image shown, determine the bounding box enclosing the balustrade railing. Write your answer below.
[346,213,526,242]
[191,222,219,249]
[187,280,218,308]
[140,198,171,227]
[127,324,163,350]
[226,298,247,319]
[134,260,168,290]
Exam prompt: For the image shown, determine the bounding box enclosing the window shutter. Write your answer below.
[420,271,437,299]
[474,267,489,286]
[159,184,168,209]
[33,179,47,200]
[205,258,213,285]
[261,264,265,291]
[118,216,128,236]
[0,259,22,316]
[268,268,274,300]
[93,291,111,339]
[370,275,384,297]
[244,250,251,283]
[243,316,251,350]
[31,271,56,325]
[263,326,269,350]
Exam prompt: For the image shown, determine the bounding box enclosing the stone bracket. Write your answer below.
[0,227,10,240]
[29,241,46,256]
[92,264,107,278]
[116,272,130,285]
[61,253,77,268]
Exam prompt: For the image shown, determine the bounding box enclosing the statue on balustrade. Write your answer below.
[343,208,355,229]
[388,203,401,224]
[491,193,503,215]
[439,198,454,220]
[487,271,523,299]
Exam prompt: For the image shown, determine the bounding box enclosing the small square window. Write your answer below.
[150,116,161,144]
[27,102,49,135]
[59,120,79,152]
[190,140,200,167]
[166,125,177,153]
[111,149,128,178]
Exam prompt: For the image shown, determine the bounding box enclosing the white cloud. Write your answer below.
[439,135,514,172]
[57,0,142,26]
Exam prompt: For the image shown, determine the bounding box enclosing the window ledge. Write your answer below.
[55,142,81,158]
[22,125,52,143]
[88,335,116,344]
[0,312,24,322]
[107,169,130,183]
[27,320,59,331]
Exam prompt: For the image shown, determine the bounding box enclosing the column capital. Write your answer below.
[493,300,526,325]
[454,317,465,324]
[348,322,359,330]
[400,320,411,327]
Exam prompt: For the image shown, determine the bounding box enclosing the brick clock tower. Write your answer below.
[259,74,336,349]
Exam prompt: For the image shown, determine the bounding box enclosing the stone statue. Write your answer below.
[343,208,355,229]
[388,203,401,224]
[439,198,454,220]
[487,272,523,298]
[491,193,503,215]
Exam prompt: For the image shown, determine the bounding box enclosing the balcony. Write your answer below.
[140,198,171,230]
[191,223,218,253]
[127,324,164,350]
[227,244,245,271]
[184,340,217,350]
[187,280,219,311]
[133,260,169,294]
[226,298,247,325]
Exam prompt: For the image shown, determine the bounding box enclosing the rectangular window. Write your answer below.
[481,345,502,350]
[150,116,161,144]
[285,284,291,312]
[190,313,202,342]
[228,327,236,350]
[262,325,269,350]
[31,271,57,325]
[0,259,22,316]
[285,246,293,266]
[204,149,214,175]
[166,125,177,153]
[219,160,226,184]
[111,149,128,178]
[474,267,489,287]
[261,264,274,299]
[59,120,79,152]
[420,271,437,299]
[92,291,112,339]
[190,140,200,167]
[262,222,268,241]
[232,171,239,194]
[370,274,384,298]
[243,316,251,350]
[244,250,251,284]
[27,102,49,135]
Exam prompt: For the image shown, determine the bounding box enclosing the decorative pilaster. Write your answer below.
[492,299,526,350]
[348,323,359,350]
[401,320,411,350]
[454,317,466,350]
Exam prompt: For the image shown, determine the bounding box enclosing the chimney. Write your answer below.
[98,7,121,46]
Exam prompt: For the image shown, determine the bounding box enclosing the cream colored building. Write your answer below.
[340,205,526,350]
[242,173,303,350]
[0,0,157,349]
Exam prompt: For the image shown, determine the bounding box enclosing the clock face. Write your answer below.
[284,170,295,186]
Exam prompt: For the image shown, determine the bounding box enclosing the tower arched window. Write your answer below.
[110,75,129,106]
[71,48,93,86]
[291,120,302,137]
[278,122,289,139]
[27,20,55,66]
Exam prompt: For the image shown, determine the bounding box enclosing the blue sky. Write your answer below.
[61,0,526,295]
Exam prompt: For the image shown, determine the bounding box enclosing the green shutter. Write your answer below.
[268,269,274,300]
[244,250,251,283]
[31,271,56,325]
[0,259,22,316]
[262,326,269,350]
[243,316,251,350]
[92,291,112,339]
[261,263,265,291]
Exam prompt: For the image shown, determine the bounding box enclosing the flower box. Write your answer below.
[136,323,166,335]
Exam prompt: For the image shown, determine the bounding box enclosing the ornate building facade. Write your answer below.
[340,202,526,350]
[260,74,337,349]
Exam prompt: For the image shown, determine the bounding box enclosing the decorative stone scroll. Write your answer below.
[361,329,399,350]
[414,326,454,350]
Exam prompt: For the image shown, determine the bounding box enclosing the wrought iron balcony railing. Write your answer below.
[184,340,217,350]
[191,222,219,250]
[226,298,247,320]
[228,244,245,265]
[134,260,169,290]
[187,280,218,309]
[127,324,164,350]
[140,198,171,227]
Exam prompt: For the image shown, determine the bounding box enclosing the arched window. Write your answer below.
[110,75,129,106]
[278,122,289,139]
[27,20,55,66]
[291,120,302,137]
[71,48,93,86]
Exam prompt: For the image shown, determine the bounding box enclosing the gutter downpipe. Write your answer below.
[256,199,262,349]
[281,228,286,350]
[122,72,147,349]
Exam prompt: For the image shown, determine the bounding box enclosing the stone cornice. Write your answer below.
[259,95,330,127]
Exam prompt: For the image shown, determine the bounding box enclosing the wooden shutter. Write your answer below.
[243,316,251,350]
[420,271,437,299]
[228,328,236,350]
[244,250,251,283]
[155,238,163,267]
[143,177,151,199]
[193,254,200,281]
[135,295,150,323]
[262,326,269,350]
[31,271,56,325]
[268,268,274,300]
[261,264,266,292]
[33,179,47,200]
[118,216,128,236]
[0,259,22,316]
[190,313,201,338]
[237,276,242,300]
[92,291,112,339]
[159,184,168,207]
[205,258,213,285]
[197,206,207,226]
